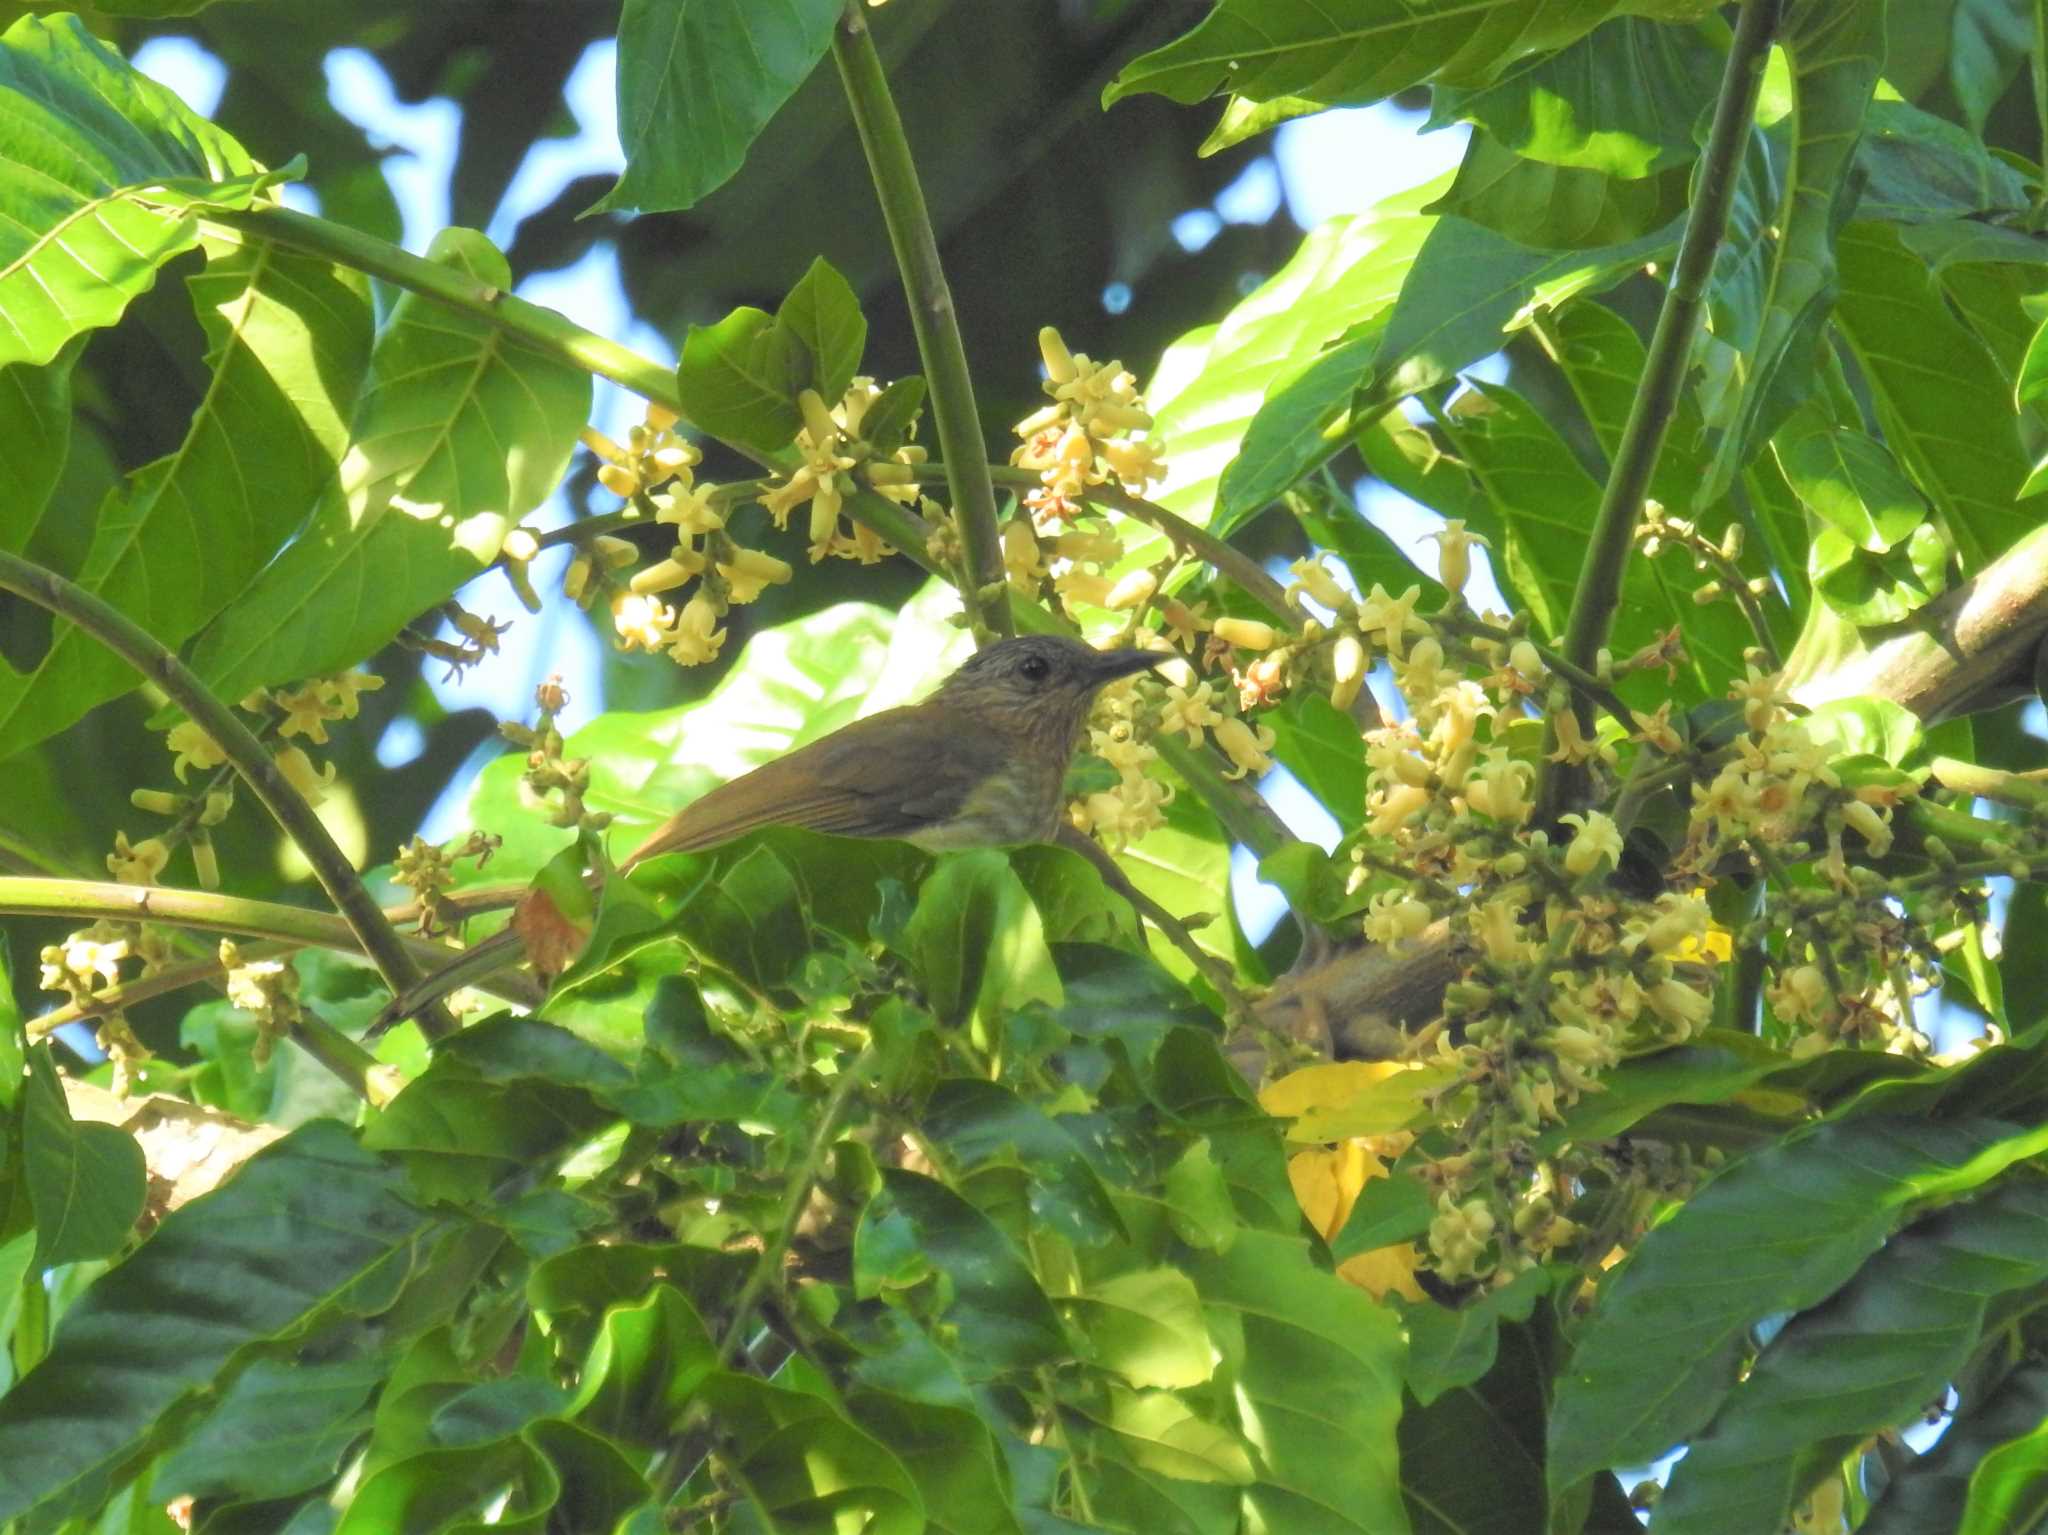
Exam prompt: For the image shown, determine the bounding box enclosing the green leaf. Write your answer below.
[1162,1137,1241,1253]
[845,1388,1024,1535]
[21,1045,143,1271]
[1329,1171,1432,1262]
[1428,15,1723,177]
[1221,201,1678,532]
[0,352,72,554]
[568,1284,718,1445]
[1656,1179,2048,1534]
[0,1121,434,1526]
[1401,1265,1552,1407]
[1837,221,2040,565]
[1399,1316,1552,1534]
[1148,181,1438,536]
[1771,399,1930,552]
[779,254,867,406]
[0,228,373,758]
[921,1078,1128,1248]
[1187,1229,1408,1532]
[187,226,589,705]
[1702,2,1883,498]
[1265,692,1366,823]
[0,13,284,367]
[1947,0,2034,131]
[676,303,808,452]
[671,841,813,992]
[592,0,842,214]
[1097,1385,1256,1485]
[1427,131,1689,251]
[903,849,1062,1027]
[705,1370,924,1534]
[854,1168,1068,1374]
[1068,1267,1213,1390]
[1103,0,1698,114]
[1856,98,2034,223]
[1547,1116,2048,1494]
[155,1354,386,1502]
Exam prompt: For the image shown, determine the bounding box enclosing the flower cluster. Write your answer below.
[1011,327,1164,523]
[500,675,609,833]
[1068,679,1174,849]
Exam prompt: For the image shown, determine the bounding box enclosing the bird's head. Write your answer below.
[934,635,1163,746]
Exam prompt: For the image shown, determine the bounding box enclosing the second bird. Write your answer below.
[620,634,1163,869]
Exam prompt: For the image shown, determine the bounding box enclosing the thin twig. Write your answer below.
[716,1049,872,1361]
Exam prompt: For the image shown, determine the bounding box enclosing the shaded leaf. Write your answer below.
[1548,1116,2048,1493]
[21,1046,144,1270]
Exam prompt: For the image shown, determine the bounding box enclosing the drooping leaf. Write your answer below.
[593,0,843,214]
[1104,0,1705,117]
[1188,1229,1409,1532]
[0,13,286,367]
[1837,220,2039,564]
[903,849,1062,1027]
[700,1369,925,1534]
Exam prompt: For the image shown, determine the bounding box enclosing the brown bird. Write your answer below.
[620,634,1163,870]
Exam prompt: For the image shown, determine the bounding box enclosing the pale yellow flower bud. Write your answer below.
[1213,617,1277,651]
[1330,632,1366,710]
[597,462,639,499]
[1559,811,1622,878]
[1038,326,1078,385]
[1104,569,1159,612]
[1213,716,1276,780]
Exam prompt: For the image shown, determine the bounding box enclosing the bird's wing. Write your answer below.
[620,709,1006,867]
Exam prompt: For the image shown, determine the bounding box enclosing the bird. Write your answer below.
[620,634,1164,870]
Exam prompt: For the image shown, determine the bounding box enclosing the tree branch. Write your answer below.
[832,4,1011,640]
[1536,0,1783,821]
[0,550,458,1040]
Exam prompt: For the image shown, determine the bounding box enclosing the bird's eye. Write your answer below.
[1019,654,1052,684]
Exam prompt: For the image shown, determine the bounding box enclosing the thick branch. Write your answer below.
[1789,525,2048,720]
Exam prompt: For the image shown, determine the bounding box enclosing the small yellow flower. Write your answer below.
[1421,519,1489,597]
[612,591,676,652]
[106,831,170,885]
[717,547,794,603]
[1156,682,1224,746]
[1558,810,1622,878]
[1213,715,1276,779]
[666,592,727,666]
[166,721,226,782]
[274,746,335,807]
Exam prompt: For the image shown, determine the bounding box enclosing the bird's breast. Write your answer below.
[907,757,1064,849]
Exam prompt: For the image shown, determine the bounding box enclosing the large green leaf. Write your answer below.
[1143,177,1441,536]
[903,849,1062,1027]
[1399,1310,1552,1535]
[676,254,868,452]
[1547,1116,2048,1496]
[593,0,842,214]
[0,13,285,368]
[1855,98,2035,223]
[1428,15,1723,177]
[0,1120,435,1526]
[20,1046,144,1271]
[1103,0,1714,115]
[1836,220,2040,564]
[1188,1229,1409,1533]
[1427,131,1689,250]
[187,225,590,704]
[1218,207,1676,531]
[703,1371,925,1534]
[1702,0,1883,497]
[0,231,372,757]
[1656,1179,2048,1533]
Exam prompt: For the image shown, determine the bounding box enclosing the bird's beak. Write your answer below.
[1089,647,1168,682]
